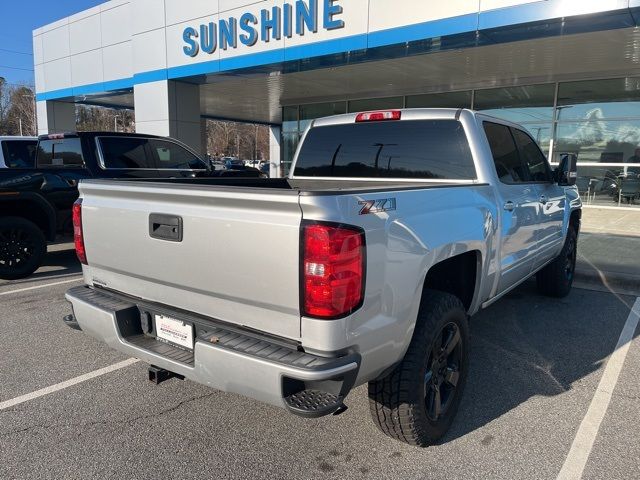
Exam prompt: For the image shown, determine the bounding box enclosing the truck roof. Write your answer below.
[37,131,169,141]
[0,136,38,141]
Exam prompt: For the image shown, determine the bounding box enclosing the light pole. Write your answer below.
[113,115,121,132]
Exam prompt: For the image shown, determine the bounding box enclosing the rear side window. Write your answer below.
[99,137,154,169]
[149,139,205,170]
[37,138,85,168]
[293,120,476,179]
[483,122,526,183]
[1,140,37,168]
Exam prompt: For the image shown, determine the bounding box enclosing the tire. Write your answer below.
[536,226,577,298]
[0,217,47,280]
[368,290,470,447]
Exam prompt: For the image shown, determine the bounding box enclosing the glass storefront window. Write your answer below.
[575,165,640,208]
[557,78,640,121]
[554,120,640,164]
[282,132,300,176]
[474,84,555,123]
[406,91,472,109]
[348,96,403,113]
[282,106,298,133]
[299,101,347,131]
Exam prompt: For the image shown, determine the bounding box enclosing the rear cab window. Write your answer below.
[1,140,37,168]
[37,138,85,168]
[293,120,477,180]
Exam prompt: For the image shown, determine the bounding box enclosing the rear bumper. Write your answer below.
[65,286,360,417]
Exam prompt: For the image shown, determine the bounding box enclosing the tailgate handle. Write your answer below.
[149,214,183,242]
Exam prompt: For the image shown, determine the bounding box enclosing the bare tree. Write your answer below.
[76,105,135,132]
[5,86,37,136]
[205,119,270,160]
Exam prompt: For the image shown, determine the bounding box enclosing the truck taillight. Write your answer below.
[302,222,365,319]
[355,110,401,122]
[72,199,87,265]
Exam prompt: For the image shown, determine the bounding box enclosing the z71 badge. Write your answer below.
[359,198,397,215]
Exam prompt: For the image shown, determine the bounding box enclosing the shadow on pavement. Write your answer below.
[0,246,81,286]
[443,281,636,443]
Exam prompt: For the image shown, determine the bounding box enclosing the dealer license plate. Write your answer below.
[155,315,194,350]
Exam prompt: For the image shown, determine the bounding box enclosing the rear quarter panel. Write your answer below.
[299,184,499,383]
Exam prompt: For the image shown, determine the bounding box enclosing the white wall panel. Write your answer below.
[132,28,168,73]
[480,0,545,11]
[101,3,132,46]
[131,0,166,34]
[134,81,171,122]
[69,14,102,55]
[42,25,70,62]
[71,49,104,87]
[34,64,46,92]
[33,35,44,65]
[165,0,219,26]
[219,0,266,14]
[368,0,478,33]
[100,0,130,11]
[103,42,134,81]
[284,0,369,51]
[43,57,72,91]
[218,1,284,63]
[166,15,220,68]
[68,5,102,23]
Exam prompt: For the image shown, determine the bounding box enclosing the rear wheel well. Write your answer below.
[570,209,581,234]
[0,200,53,240]
[422,251,480,312]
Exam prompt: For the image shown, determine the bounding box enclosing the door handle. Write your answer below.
[149,213,183,242]
[504,201,516,212]
[539,195,548,205]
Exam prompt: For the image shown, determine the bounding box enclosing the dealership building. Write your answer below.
[33,0,640,208]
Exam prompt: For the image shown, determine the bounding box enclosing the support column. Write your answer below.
[269,125,282,178]
[36,100,76,135]
[133,80,205,155]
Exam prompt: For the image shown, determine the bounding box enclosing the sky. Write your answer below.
[0,0,104,88]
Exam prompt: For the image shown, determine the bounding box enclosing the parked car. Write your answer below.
[0,136,38,169]
[64,109,581,447]
[0,131,252,280]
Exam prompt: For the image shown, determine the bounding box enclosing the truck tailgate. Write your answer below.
[79,181,302,340]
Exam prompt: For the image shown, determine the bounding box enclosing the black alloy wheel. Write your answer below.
[0,217,46,280]
[424,322,463,421]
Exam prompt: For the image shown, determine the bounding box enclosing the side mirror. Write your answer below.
[556,153,578,186]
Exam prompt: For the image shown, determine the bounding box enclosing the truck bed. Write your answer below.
[83,176,475,194]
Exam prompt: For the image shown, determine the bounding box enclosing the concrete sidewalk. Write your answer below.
[575,207,640,295]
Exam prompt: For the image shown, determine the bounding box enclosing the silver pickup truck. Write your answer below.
[64,109,581,447]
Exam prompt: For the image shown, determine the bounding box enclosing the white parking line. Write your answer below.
[0,359,140,411]
[0,277,83,296]
[557,297,640,480]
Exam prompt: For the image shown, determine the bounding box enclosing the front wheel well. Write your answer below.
[422,251,480,312]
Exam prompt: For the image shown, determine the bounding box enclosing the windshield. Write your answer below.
[293,120,476,180]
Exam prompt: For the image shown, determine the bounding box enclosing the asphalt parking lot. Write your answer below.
[1,246,639,480]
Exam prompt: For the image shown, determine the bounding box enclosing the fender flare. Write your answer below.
[0,192,58,241]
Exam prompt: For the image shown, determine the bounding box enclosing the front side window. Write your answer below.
[512,129,551,182]
[483,122,526,183]
[1,140,37,168]
[36,138,85,167]
[149,139,205,170]
[294,120,476,180]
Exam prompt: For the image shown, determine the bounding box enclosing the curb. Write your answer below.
[574,266,640,296]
